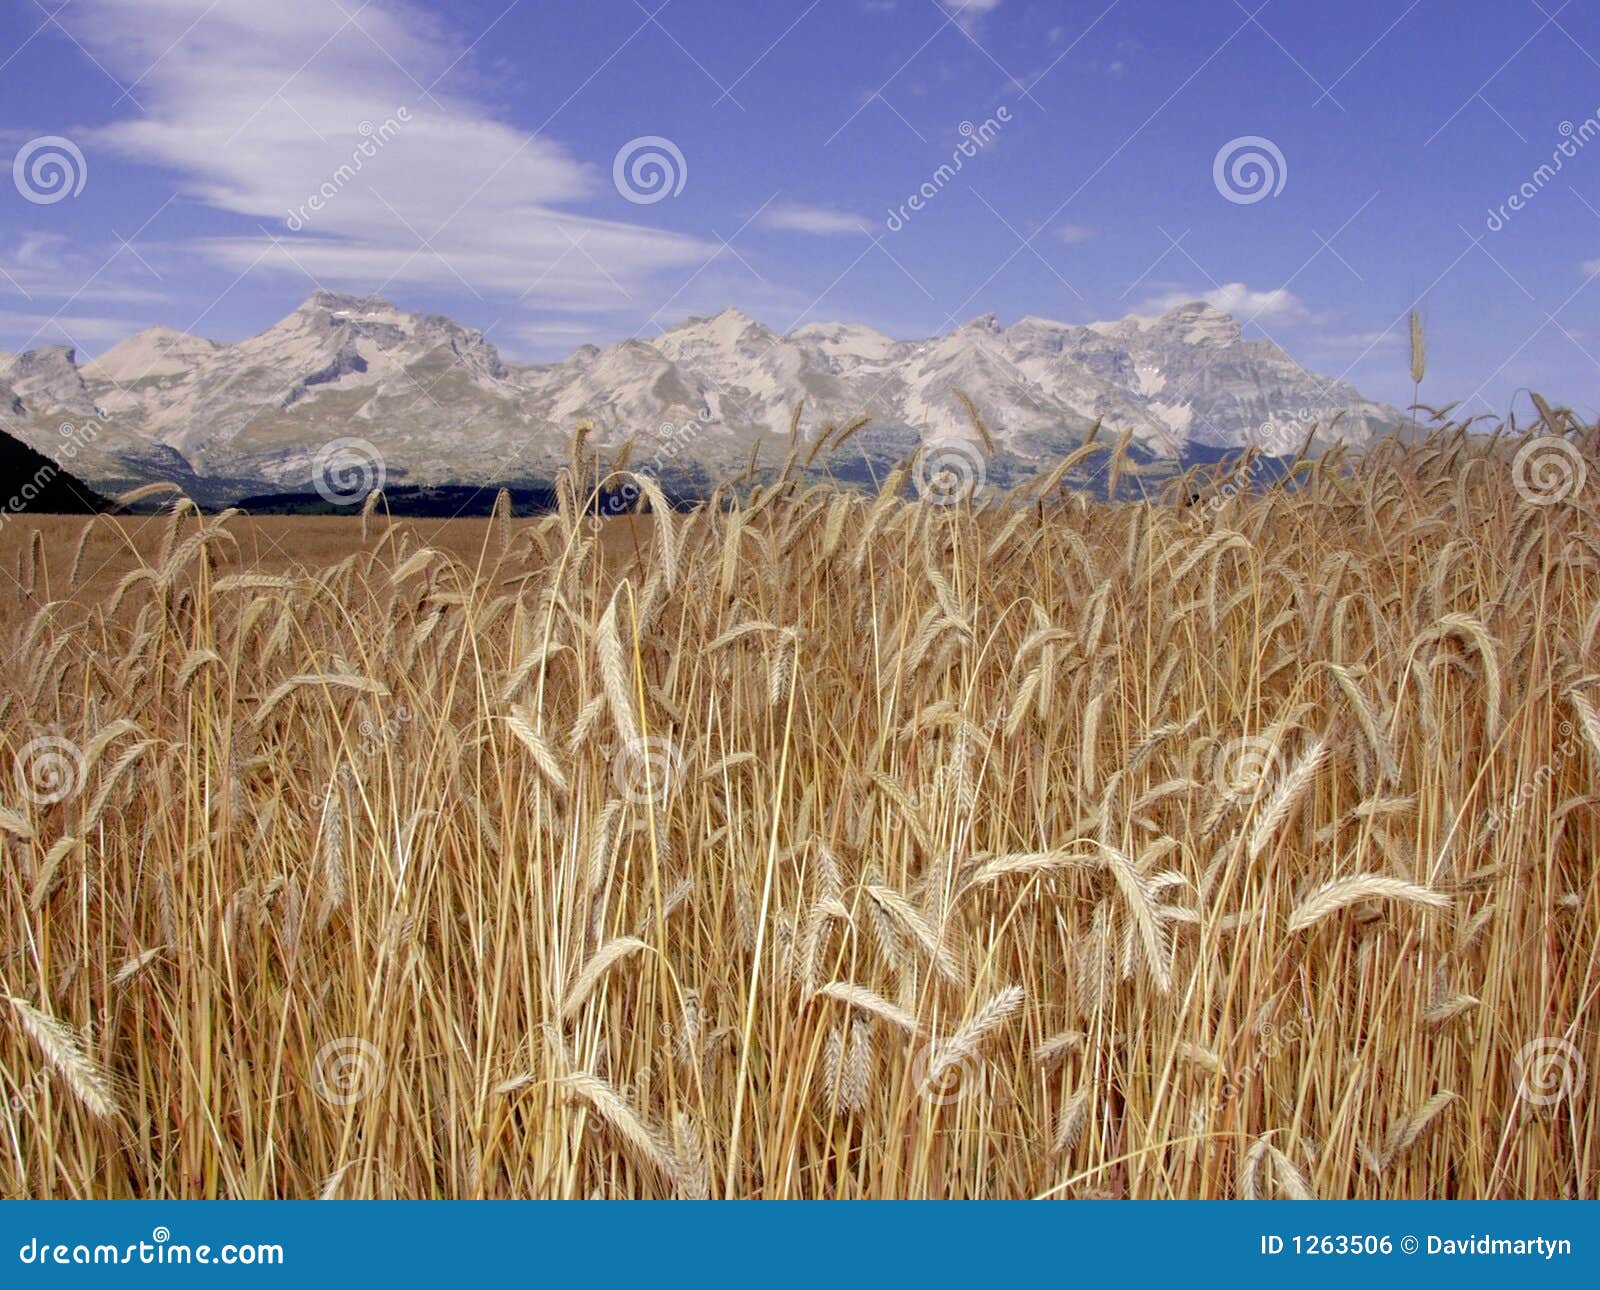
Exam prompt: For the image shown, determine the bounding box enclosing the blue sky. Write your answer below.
[2,0,1599,416]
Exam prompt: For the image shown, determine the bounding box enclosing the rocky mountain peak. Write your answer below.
[82,326,221,382]
[6,342,77,370]
[1153,300,1243,345]
[661,306,767,342]
[2,344,98,417]
[299,289,399,316]
[1,294,1405,503]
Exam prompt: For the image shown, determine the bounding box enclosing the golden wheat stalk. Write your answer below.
[596,585,640,747]
[506,706,569,796]
[925,984,1024,1086]
[1287,875,1451,933]
[815,980,921,1037]
[5,995,120,1122]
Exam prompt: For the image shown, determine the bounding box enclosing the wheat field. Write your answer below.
[1,422,1596,1199]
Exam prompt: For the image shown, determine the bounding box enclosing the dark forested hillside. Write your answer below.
[0,428,112,517]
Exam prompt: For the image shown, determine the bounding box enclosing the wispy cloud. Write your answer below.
[507,319,617,361]
[1146,283,1307,323]
[759,202,869,236]
[940,0,1005,32]
[1054,223,1096,244]
[70,0,709,309]
[0,309,146,350]
[0,234,168,308]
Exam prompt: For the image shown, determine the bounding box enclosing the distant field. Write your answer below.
[0,513,637,638]
[1,431,1595,1199]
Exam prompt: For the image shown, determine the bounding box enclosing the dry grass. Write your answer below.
[0,423,1596,1199]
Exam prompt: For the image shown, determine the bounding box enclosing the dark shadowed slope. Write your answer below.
[0,427,113,517]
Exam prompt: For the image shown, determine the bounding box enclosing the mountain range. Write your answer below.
[0,291,1405,507]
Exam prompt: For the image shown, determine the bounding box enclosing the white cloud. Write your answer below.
[68,0,710,309]
[1054,223,1095,244]
[1582,258,1600,276]
[940,0,1005,31]
[759,203,870,236]
[1146,283,1307,322]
